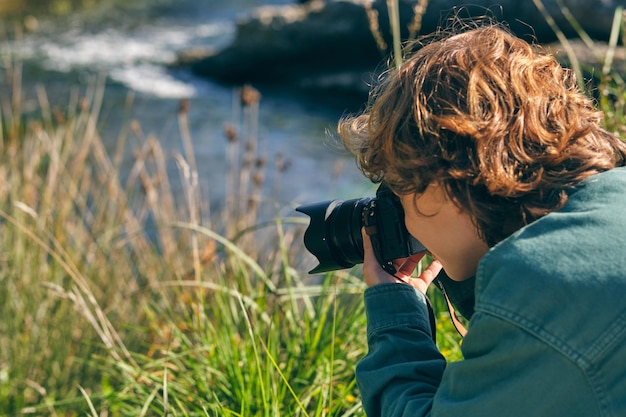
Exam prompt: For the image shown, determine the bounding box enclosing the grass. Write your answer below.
[0,54,378,414]
[0,51,463,415]
[0,2,624,416]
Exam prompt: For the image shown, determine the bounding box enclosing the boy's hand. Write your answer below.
[362,228,442,294]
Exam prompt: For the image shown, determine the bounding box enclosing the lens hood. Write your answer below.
[296,198,366,273]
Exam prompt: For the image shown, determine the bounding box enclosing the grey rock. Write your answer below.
[181,0,625,92]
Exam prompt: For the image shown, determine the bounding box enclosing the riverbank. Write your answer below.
[2,0,372,212]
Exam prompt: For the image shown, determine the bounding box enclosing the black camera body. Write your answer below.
[296,183,426,274]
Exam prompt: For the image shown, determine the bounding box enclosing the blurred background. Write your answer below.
[0,0,371,212]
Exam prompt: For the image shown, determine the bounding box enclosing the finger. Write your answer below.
[396,252,427,277]
[404,260,443,293]
[360,228,398,286]
[418,259,443,286]
[361,228,378,266]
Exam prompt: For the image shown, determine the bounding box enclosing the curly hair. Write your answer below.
[339,25,626,246]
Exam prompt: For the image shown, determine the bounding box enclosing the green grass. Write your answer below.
[0,2,624,416]
[0,56,463,415]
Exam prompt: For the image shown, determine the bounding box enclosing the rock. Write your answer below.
[181,0,625,93]
[186,1,382,90]
[387,0,623,42]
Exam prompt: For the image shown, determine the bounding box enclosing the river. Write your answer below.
[5,0,374,215]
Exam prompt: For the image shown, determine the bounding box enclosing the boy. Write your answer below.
[339,24,626,416]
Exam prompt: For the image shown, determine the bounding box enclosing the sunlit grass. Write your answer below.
[0,47,372,413]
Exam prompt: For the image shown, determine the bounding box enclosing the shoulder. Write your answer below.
[436,312,604,416]
[474,167,626,364]
[449,309,626,416]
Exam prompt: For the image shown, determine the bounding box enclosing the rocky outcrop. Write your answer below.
[179,0,624,93]
[179,0,382,93]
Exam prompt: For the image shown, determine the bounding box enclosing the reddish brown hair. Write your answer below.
[339,25,626,246]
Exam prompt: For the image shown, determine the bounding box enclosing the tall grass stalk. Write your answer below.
[598,8,626,136]
[602,7,624,78]
[532,0,588,91]
[0,38,377,415]
[0,56,166,413]
[386,0,403,68]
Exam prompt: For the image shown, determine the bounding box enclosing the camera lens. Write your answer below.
[295,197,370,274]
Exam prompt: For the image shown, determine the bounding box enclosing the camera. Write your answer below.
[296,183,426,275]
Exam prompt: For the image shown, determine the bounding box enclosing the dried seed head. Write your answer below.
[178,98,190,114]
[53,107,65,124]
[248,197,258,210]
[240,84,261,106]
[252,172,265,187]
[224,124,238,143]
[130,120,143,136]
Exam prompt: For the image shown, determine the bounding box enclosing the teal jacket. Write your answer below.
[357,167,626,416]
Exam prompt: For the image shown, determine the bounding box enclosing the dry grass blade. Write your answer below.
[532,0,585,91]
[602,6,625,77]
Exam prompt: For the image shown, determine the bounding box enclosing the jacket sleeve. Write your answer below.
[356,283,446,417]
[356,284,599,417]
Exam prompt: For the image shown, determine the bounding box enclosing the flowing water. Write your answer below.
[4,0,374,214]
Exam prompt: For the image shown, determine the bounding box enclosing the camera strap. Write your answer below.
[434,278,468,337]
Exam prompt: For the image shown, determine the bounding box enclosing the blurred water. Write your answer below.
[6,0,373,212]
